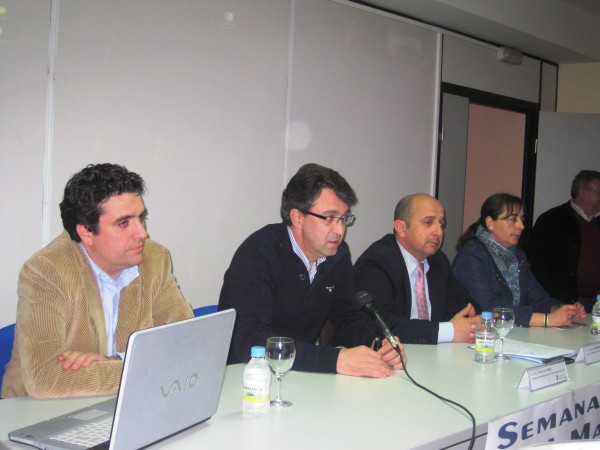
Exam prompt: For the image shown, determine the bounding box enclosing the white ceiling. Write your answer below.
[357,0,600,64]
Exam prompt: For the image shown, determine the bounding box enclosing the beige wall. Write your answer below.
[557,63,600,113]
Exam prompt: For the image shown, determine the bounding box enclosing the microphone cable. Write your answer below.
[360,291,476,450]
[390,340,476,450]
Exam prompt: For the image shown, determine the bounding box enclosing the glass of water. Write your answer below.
[493,307,515,361]
[265,337,296,408]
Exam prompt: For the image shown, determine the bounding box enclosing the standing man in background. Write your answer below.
[354,194,480,345]
[1,163,193,399]
[527,170,600,312]
[219,163,406,377]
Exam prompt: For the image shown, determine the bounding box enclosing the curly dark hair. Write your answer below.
[280,163,357,226]
[60,163,146,242]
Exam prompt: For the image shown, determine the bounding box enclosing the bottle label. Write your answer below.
[243,383,269,403]
[475,338,494,353]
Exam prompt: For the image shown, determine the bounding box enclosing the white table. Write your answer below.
[1,322,599,450]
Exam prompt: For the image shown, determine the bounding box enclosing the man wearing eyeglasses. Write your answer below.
[354,194,481,345]
[527,170,600,312]
[218,163,406,377]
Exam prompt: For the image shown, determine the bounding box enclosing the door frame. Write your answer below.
[436,82,540,241]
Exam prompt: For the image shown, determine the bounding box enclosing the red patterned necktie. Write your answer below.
[416,262,429,320]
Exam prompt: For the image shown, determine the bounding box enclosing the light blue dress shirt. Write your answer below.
[80,245,139,359]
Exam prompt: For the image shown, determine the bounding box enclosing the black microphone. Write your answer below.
[355,291,401,351]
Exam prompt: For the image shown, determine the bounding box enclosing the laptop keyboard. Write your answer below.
[50,416,112,448]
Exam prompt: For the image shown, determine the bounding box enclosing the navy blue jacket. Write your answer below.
[218,224,377,373]
[354,234,477,344]
[452,238,559,327]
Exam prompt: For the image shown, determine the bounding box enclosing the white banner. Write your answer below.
[486,382,600,449]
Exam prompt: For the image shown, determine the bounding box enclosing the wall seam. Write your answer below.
[42,0,60,246]
[283,0,296,189]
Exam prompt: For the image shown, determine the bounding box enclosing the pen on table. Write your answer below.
[542,356,575,365]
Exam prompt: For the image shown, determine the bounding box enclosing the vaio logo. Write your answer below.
[160,373,199,397]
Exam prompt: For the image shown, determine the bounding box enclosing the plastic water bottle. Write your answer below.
[591,294,600,336]
[242,346,271,418]
[475,311,495,364]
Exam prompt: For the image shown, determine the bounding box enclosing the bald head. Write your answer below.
[393,194,446,261]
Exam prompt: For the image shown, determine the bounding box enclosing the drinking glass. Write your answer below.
[265,337,296,408]
[493,307,515,361]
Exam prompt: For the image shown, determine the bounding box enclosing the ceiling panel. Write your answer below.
[355,0,600,64]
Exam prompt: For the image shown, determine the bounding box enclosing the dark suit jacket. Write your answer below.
[527,202,600,303]
[354,234,478,344]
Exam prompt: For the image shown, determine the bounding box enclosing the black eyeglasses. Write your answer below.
[300,210,356,226]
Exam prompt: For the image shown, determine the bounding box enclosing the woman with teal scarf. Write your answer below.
[452,193,586,327]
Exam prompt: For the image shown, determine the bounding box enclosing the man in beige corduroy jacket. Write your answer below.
[1,163,193,399]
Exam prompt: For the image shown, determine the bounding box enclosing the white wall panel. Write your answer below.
[442,34,540,103]
[289,0,440,256]
[540,62,558,112]
[50,0,292,308]
[535,112,600,221]
[0,1,51,324]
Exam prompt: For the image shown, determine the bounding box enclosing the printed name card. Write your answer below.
[518,359,569,391]
[575,342,600,365]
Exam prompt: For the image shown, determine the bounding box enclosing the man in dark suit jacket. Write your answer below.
[527,170,600,312]
[354,194,480,344]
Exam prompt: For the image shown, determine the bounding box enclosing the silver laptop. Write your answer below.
[8,309,236,450]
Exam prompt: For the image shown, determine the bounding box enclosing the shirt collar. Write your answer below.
[396,240,429,274]
[79,244,139,288]
[570,200,599,222]
[287,226,326,270]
